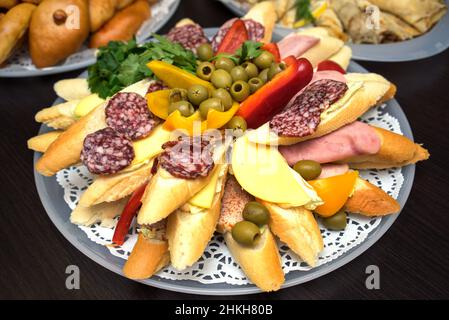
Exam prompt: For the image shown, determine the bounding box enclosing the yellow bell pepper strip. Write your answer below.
[146,89,171,119]
[293,1,328,28]
[308,171,358,217]
[163,110,205,135]
[147,60,215,93]
[206,102,240,129]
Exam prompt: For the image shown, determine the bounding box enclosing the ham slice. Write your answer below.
[279,121,381,166]
[317,164,349,179]
[278,33,320,59]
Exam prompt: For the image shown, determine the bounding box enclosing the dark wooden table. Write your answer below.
[1,0,448,300]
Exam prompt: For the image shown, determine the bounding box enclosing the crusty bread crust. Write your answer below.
[123,234,169,280]
[35,103,107,176]
[167,167,228,270]
[70,197,128,227]
[137,168,214,225]
[225,228,284,292]
[35,100,79,130]
[79,161,153,207]
[344,126,430,169]
[243,1,276,44]
[259,200,323,267]
[345,178,400,216]
[27,131,62,153]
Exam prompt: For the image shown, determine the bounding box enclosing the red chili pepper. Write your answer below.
[216,19,249,54]
[261,43,281,63]
[317,60,346,74]
[237,56,313,128]
[112,182,148,245]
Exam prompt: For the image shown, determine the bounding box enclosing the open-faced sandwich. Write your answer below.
[29,3,429,292]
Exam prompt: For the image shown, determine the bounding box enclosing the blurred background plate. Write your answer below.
[0,0,180,78]
[218,0,449,62]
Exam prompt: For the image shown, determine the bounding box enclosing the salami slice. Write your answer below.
[105,92,159,140]
[211,18,265,52]
[269,79,348,137]
[158,138,215,180]
[167,23,209,52]
[147,81,168,94]
[81,127,134,175]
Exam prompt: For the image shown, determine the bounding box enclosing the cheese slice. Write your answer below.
[74,93,105,118]
[189,164,225,209]
[232,135,317,207]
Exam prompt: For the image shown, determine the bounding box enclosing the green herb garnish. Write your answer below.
[210,41,263,65]
[293,0,315,23]
[88,35,197,99]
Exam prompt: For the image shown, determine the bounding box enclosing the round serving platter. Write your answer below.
[33,28,415,295]
[218,0,449,62]
[0,0,180,78]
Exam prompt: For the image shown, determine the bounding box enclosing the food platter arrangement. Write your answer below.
[29,3,430,293]
[218,0,449,61]
[0,0,180,77]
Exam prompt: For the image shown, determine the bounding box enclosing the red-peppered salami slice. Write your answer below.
[146,81,168,94]
[211,18,265,52]
[158,138,215,180]
[269,79,348,137]
[167,23,209,52]
[105,92,160,140]
[81,127,135,175]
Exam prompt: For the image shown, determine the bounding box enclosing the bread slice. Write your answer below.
[27,131,63,153]
[344,126,429,169]
[167,166,228,270]
[248,72,396,146]
[70,197,128,228]
[79,161,153,207]
[123,234,169,280]
[243,1,277,43]
[225,228,284,292]
[345,178,400,216]
[35,100,79,130]
[259,200,323,267]
[54,78,91,101]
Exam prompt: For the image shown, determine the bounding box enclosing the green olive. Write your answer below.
[268,62,286,80]
[242,201,269,226]
[168,101,194,117]
[196,62,216,81]
[211,69,233,89]
[231,221,261,246]
[187,84,209,106]
[215,57,235,72]
[230,66,249,82]
[199,98,224,119]
[248,77,264,93]
[322,209,347,231]
[293,160,322,180]
[211,88,233,111]
[197,43,213,61]
[230,80,250,102]
[168,88,188,103]
[258,68,269,84]
[241,62,259,79]
[254,51,274,70]
[226,116,247,131]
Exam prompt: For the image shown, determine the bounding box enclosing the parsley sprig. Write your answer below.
[210,41,263,65]
[293,0,315,23]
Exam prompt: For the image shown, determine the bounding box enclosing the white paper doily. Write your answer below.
[56,104,404,285]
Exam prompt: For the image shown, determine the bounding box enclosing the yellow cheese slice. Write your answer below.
[74,94,105,118]
[189,164,223,209]
[232,135,314,207]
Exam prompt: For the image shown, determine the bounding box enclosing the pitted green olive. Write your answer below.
[293,160,322,180]
[230,80,250,102]
[242,201,269,226]
[187,84,209,105]
[241,62,259,79]
[254,51,274,70]
[322,209,347,230]
[168,101,194,117]
[231,221,261,246]
[248,77,264,93]
[226,116,247,132]
[211,69,233,89]
[230,66,249,82]
[196,62,215,81]
[211,88,233,110]
[199,98,224,118]
[197,43,213,61]
[215,57,235,72]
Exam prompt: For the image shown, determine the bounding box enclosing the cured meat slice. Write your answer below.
[211,18,265,52]
[81,127,134,175]
[167,23,209,52]
[105,92,159,140]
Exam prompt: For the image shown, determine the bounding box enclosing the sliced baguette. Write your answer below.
[345,177,400,216]
[259,200,323,267]
[79,161,153,207]
[243,1,277,44]
[344,126,429,169]
[70,197,128,228]
[224,228,284,292]
[167,166,228,270]
[35,100,79,130]
[123,234,169,280]
[27,131,63,153]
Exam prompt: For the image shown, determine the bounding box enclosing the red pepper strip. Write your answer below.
[317,60,346,74]
[112,182,148,246]
[216,19,249,54]
[237,56,313,129]
[262,43,281,63]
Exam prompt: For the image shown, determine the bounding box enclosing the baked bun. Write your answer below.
[27,131,62,153]
[89,0,117,32]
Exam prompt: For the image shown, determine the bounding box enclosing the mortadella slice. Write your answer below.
[278,33,320,60]
[279,121,381,166]
[317,164,349,179]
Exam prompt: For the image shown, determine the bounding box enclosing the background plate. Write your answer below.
[33,28,415,295]
[0,0,180,78]
[218,0,449,62]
